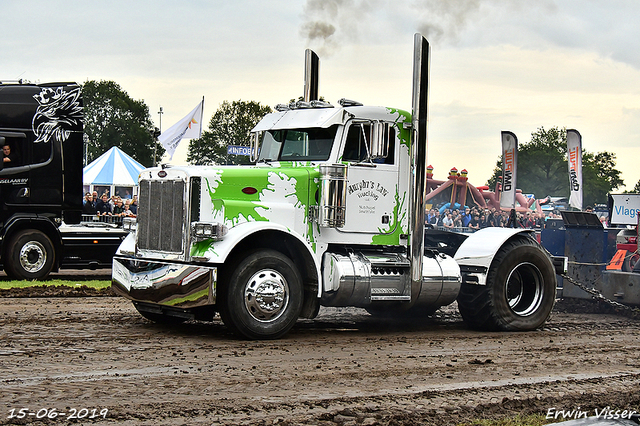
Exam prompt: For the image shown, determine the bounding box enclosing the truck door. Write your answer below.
[339,121,400,235]
[0,133,31,207]
[0,130,62,210]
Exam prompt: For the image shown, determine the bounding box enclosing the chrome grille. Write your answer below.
[137,179,186,253]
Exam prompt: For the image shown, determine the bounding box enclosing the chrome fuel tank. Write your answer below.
[321,250,461,308]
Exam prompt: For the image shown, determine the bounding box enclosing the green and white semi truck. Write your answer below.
[112,35,561,339]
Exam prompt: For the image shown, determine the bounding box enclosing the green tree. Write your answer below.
[188,100,272,165]
[487,126,623,207]
[622,174,640,193]
[83,80,162,167]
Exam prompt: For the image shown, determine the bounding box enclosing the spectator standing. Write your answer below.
[524,212,535,228]
[129,196,138,215]
[442,213,454,229]
[469,214,480,230]
[82,193,96,215]
[461,207,472,227]
[112,197,125,216]
[429,210,440,226]
[123,199,135,217]
[501,210,509,227]
[96,194,112,216]
[426,208,436,224]
[486,208,498,227]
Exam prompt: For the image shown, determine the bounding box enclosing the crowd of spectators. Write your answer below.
[82,191,137,219]
[426,206,555,231]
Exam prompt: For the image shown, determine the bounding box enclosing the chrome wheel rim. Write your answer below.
[19,241,47,273]
[505,262,544,316]
[244,269,289,322]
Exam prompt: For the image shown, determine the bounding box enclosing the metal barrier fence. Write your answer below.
[431,225,477,234]
[81,215,124,226]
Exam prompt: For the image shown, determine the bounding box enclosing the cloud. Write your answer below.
[299,0,487,55]
[299,0,640,71]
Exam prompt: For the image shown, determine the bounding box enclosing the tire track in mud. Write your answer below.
[1,297,639,425]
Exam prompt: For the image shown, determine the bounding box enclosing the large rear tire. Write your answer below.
[219,250,303,340]
[4,230,56,280]
[457,235,556,331]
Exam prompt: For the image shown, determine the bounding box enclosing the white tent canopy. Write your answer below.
[83,146,145,198]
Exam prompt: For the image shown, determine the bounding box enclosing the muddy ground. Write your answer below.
[1,283,639,425]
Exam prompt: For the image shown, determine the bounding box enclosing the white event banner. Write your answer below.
[500,131,518,210]
[567,129,583,211]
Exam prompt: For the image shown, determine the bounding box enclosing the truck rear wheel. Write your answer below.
[457,235,556,331]
[4,230,56,280]
[220,249,303,340]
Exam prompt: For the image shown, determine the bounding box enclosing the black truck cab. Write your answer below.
[0,82,84,279]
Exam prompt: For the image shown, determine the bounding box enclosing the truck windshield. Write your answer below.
[257,125,338,162]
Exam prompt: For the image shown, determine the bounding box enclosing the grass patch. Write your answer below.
[0,279,110,290]
[459,414,559,426]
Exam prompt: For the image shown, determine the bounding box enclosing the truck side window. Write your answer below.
[343,123,395,164]
[0,135,53,170]
[0,135,26,169]
[343,124,368,162]
[2,143,19,167]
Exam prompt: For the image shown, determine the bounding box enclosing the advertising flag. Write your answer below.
[158,98,204,160]
[500,131,518,209]
[567,129,583,211]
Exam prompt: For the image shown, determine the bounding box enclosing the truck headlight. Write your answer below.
[190,222,228,241]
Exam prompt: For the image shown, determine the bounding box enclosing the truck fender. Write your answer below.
[115,231,136,256]
[1,216,63,260]
[454,228,536,285]
[194,221,322,294]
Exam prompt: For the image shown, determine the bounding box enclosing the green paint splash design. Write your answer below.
[372,184,407,246]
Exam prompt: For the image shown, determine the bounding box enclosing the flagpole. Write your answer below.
[154,106,163,166]
[199,97,204,139]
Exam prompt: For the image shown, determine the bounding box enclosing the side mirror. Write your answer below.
[250,132,260,162]
[369,122,390,160]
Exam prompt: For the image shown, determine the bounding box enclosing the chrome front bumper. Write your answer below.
[111,256,217,308]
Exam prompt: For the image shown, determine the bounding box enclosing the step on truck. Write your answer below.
[112,34,562,339]
[0,81,126,279]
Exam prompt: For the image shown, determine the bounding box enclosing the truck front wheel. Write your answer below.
[4,230,56,280]
[457,235,556,331]
[220,250,303,340]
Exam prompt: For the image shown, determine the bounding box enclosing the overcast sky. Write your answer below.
[3,0,640,193]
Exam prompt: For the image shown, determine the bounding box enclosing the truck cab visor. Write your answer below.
[252,108,346,132]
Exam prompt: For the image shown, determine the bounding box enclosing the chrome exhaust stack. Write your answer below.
[304,49,320,102]
[410,34,430,290]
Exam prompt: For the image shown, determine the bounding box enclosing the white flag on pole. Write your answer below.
[567,129,583,211]
[158,99,204,160]
[500,131,518,210]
